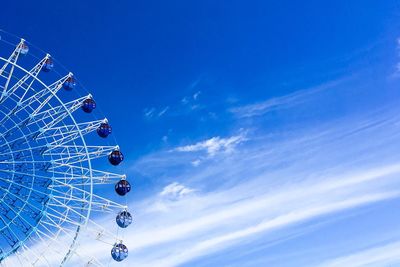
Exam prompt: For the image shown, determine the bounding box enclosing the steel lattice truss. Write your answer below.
[0,32,131,266]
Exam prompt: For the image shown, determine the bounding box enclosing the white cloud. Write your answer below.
[181,85,201,106]
[160,182,195,200]
[142,191,399,267]
[21,155,400,267]
[318,241,400,267]
[175,134,247,156]
[144,106,169,119]
[230,79,344,118]
[189,78,201,90]
[143,107,156,118]
[117,87,400,266]
[120,105,400,266]
[48,161,400,267]
[392,37,400,76]
[158,106,169,117]
[191,159,201,166]
[181,97,189,105]
[193,91,201,100]
[190,104,200,110]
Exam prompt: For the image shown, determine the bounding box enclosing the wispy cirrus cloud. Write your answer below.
[174,134,247,156]
[181,91,201,105]
[160,182,196,200]
[229,79,345,118]
[158,106,170,117]
[394,37,400,76]
[62,158,400,267]
[96,98,400,266]
[318,241,400,267]
[143,107,156,118]
[193,91,201,100]
[143,106,170,119]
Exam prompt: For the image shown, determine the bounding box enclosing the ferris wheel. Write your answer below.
[0,30,132,266]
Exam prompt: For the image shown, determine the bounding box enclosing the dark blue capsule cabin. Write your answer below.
[116,210,133,228]
[19,43,29,55]
[111,243,128,262]
[115,179,131,196]
[42,58,54,72]
[63,76,76,91]
[109,150,123,165]
[97,123,112,138]
[82,98,96,113]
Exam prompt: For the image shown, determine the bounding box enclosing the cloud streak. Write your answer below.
[174,134,247,156]
[160,182,196,200]
[318,241,400,267]
[229,79,345,118]
[60,159,400,267]
[54,104,400,266]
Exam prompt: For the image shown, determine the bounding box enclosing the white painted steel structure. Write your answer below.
[0,32,130,266]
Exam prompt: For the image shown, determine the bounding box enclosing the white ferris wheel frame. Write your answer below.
[0,37,129,266]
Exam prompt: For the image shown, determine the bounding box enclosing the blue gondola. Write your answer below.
[82,98,96,113]
[97,122,112,138]
[63,76,76,91]
[115,179,131,196]
[42,58,54,72]
[116,210,133,228]
[111,243,128,262]
[19,43,29,55]
[109,150,123,165]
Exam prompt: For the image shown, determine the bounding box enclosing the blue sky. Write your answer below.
[2,1,400,266]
